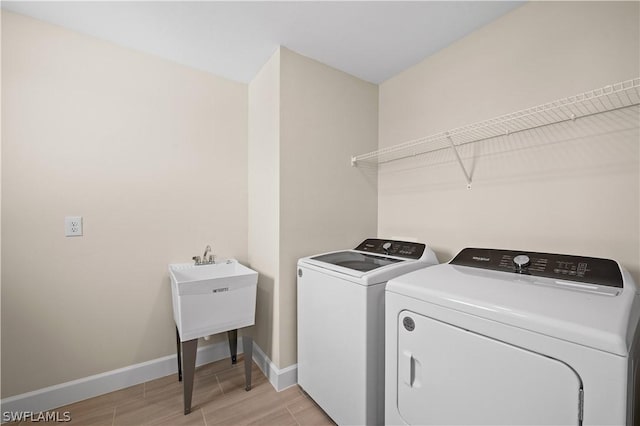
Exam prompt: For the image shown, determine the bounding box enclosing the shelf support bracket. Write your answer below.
[350,156,357,167]
[446,133,472,189]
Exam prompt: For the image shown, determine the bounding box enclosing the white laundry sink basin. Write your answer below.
[169,260,258,341]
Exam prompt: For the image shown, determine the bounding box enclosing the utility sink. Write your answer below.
[169,260,258,341]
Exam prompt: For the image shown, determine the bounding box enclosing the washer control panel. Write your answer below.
[451,248,623,288]
[355,239,426,260]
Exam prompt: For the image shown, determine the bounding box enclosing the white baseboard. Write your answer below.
[0,340,241,417]
[251,344,298,391]
[1,339,298,417]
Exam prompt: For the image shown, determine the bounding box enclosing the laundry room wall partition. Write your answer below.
[375,1,640,283]
[248,47,378,374]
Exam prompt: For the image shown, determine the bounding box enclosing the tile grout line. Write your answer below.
[214,374,224,395]
[201,408,208,426]
[285,405,301,426]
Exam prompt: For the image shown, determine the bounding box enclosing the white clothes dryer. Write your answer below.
[385,248,640,426]
[297,239,438,426]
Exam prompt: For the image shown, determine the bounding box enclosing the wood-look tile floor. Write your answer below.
[10,357,335,426]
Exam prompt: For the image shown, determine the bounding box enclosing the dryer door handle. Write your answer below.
[401,350,421,388]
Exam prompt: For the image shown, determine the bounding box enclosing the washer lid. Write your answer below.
[298,239,439,285]
[300,251,416,285]
[386,260,640,356]
[310,251,403,272]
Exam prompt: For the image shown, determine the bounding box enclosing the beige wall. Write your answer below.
[247,48,378,368]
[1,12,248,397]
[378,1,640,282]
[247,49,281,363]
[279,48,378,367]
[2,13,377,398]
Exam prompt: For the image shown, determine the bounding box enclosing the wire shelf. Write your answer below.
[351,77,640,186]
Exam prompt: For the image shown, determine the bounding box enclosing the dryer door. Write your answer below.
[397,310,582,425]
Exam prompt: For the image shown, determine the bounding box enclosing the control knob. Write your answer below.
[382,242,392,254]
[513,254,531,273]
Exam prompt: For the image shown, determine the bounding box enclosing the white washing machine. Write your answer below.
[297,239,438,426]
[385,248,640,426]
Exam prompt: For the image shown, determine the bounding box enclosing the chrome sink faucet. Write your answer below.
[193,245,215,265]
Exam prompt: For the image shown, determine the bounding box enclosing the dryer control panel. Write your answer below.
[451,248,623,288]
[355,239,426,260]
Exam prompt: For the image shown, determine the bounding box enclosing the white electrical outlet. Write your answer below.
[65,216,83,237]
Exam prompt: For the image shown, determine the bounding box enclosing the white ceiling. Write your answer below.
[1,1,523,84]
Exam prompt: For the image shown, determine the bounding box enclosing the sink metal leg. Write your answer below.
[181,338,197,415]
[242,335,253,391]
[176,326,182,382]
[177,329,249,414]
[227,329,238,364]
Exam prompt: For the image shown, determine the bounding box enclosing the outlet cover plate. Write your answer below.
[65,216,83,237]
